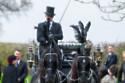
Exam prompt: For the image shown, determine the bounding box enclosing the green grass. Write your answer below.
[0,73,3,83]
[116,77,118,83]
[25,74,31,83]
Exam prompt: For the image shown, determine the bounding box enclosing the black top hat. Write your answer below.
[45,6,55,17]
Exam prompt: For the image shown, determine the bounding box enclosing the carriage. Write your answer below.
[27,21,102,83]
[27,41,84,75]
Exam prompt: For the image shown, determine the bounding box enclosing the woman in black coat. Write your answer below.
[2,55,18,83]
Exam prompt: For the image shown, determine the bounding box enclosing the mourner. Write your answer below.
[14,50,28,83]
[2,55,18,83]
[118,51,125,83]
[36,6,63,58]
[100,45,117,79]
[101,65,118,83]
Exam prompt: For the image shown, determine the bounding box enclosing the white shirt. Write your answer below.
[109,53,112,56]
[17,59,21,65]
[49,21,53,31]
[46,21,53,43]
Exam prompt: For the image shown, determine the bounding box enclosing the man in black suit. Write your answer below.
[118,51,125,83]
[36,6,63,58]
[100,45,117,79]
[14,50,28,83]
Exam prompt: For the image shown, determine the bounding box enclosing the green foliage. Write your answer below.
[0,42,29,68]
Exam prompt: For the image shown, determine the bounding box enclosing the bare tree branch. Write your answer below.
[0,0,32,34]
[75,0,125,22]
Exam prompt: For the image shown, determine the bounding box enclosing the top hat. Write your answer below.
[45,6,55,17]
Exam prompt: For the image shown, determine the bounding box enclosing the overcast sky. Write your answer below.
[0,0,125,44]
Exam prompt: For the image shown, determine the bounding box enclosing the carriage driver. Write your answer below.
[36,6,63,58]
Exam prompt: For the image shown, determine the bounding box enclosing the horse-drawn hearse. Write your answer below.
[27,21,102,83]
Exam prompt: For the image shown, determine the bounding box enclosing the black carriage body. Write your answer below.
[58,42,82,75]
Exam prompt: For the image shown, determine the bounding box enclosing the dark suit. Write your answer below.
[118,61,125,82]
[100,52,117,78]
[105,52,117,68]
[2,64,18,83]
[37,21,63,57]
[37,21,63,45]
[17,60,28,83]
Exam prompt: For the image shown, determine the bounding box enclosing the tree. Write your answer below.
[75,0,125,22]
[0,0,32,32]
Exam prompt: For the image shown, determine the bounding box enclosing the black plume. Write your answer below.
[78,21,84,36]
[85,21,91,32]
[71,21,91,43]
[70,25,81,42]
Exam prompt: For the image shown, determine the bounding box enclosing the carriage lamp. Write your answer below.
[27,59,34,68]
[27,45,34,68]
[93,44,103,67]
[34,47,38,68]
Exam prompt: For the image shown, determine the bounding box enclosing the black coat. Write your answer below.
[2,64,18,83]
[17,60,28,83]
[118,61,125,82]
[37,21,63,46]
[104,52,117,68]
